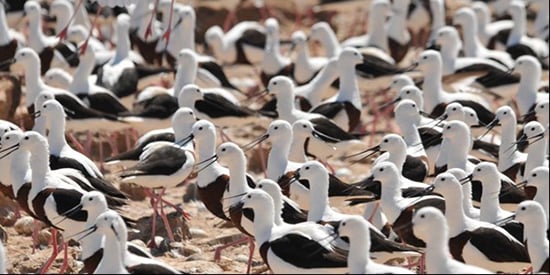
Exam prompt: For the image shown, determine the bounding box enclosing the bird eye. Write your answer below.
[5,137,9,140]
[342,222,346,226]
[383,139,388,143]
[258,184,263,188]
[446,126,451,129]
[302,125,306,128]
[503,112,507,115]
[441,178,445,181]
[274,126,278,130]
[520,206,526,211]
[104,217,108,220]
[89,197,93,201]
[470,114,474,117]
[420,214,425,218]
[24,137,29,140]
[412,104,416,108]
[247,195,251,199]
[531,127,535,131]
[221,148,226,152]
[305,166,309,170]
[477,168,481,172]
[273,82,278,86]
[406,91,410,94]
[452,108,456,111]
[379,168,384,172]
[532,173,537,177]
[423,56,427,60]
[198,127,203,130]
[21,53,25,57]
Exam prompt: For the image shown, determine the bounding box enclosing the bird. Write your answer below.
[335,216,415,274]
[412,207,493,274]
[290,30,328,85]
[238,188,348,274]
[510,55,550,118]
[76,210,183,273]
[0,1,20,73]
[521,166,549,223]
[471,1,513,49]
[255,178,307,225]
[204,21,266,66]
[366,161,445,247]
[513,200,549,273]
[259,17,292,87]
[426,172,530,273]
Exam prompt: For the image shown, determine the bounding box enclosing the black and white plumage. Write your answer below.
[336,216,414,274]
[259,18,293,87]
[510,55,550,117]
[471,1,513,49]
[290,30,328,85]
[310,47,364,132]
[367,161,445,247]
[413,50,496,125]
[77,210,182,274]
[178,84,269,127]
[506,1,549,69]
[204,21,266,66]
[514,200,549,273]
[0,2,19,73]
[412,207,493,274]
[255,179,307,225]
[239,189,348,274]
[522,167,549,224]
[427,173,530,273]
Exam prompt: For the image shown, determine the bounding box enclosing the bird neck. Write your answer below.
[460,19,483,57]
[386,148,407,172]
[114,29,131,62]
[525,138,547,176]
[517,69,540,116]
[271,193,285,226]
[288,135,308,163]
[24,61,46,108]
[387,10,410,44]
[252,207,274,246]
[97,230,127,273]
[533,190,549,228]
[508,9,526,46]
[319,28,340,58]
[30,143,51,185]
[397,119,422,147]
[295,45,314,72]
[347,226,371,274]
[443,138,469,171]
[479,181,502,223]
[534,2,549,33]
[431,1,445,33]
[367,11,389,51]
[461,181,477,219]
[380,178,404,222]
[424,226,453,273]
[46,116,69,155]
[337,61,361,110]
[275,92,296,118]
[181,21,195,51]
[0,6,11,45]
[421,68,444,113]
[440,43,460,75]
[525,221,549,272]
[28,16,48,52]
[227,158,248,198]
[442,188,470,237]
[54,7,72,35]
[173,64,197,97]
[70,57,95,92]
[81,209,107,260]
[7,151,31,195]
[307,174,330,222]
[267,138,291,181]
[498,119,518,169]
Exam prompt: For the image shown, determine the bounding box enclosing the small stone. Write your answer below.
[0,211,17,227]
[235,254,249,263]
[177,260,224,273]
[184,253,206,262]
[37,229,51,246]
[118,182,147,201]
[14,216,35,236]
[189,227,208,239]
[178,243,201,256]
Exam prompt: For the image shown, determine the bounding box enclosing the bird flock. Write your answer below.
[0,0,548,274]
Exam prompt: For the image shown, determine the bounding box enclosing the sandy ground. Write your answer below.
[0,0,548,274]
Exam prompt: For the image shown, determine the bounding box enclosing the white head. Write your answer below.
[292,119,315,139]
[394,99,422,125]
[177,49,197,66]
[115,13,131,33]
[431,172,463,198]
[472,2,490,23]
[463,107,480,126]
[523,121,546,140]
[524,166,549,191]
[80,191,109,212]
[204,25,224,47]
[534,100,549,120]
[444,102,465,121]
[291,30,308,50]
[190,119,215,142]
[309,22,331,42]
[412,206,447,241]
[267,76,294,96]
[296,160,328,182]
[265,17,279,36]
[338,47,364,66]
[265,120,292,143]
[494,105,516,124]
[216,142,245,168]
[14,48,39,66]
[44,68,72,89]
[172,107,196,130]
[50,0,72,18]
[396,85,423,107]
[389,75,415,93]
[514,200,547,227]
[178,84,203,106]
[508,1,526,19]
[435,26,462,49]
[415,50,442,73]
[453,7,475,27]
[471,162,500,189]
[378,134,407,153]
[337,216,370,241]
[24,1,42,21]
[370,161,401,187]
[441,120,470,141]
[179,5,196,26]
[512,55,541,75]
[256,179,283,202]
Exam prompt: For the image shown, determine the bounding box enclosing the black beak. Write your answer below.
[343,145,381,161]
[459,174,473,185]
[404,62,419,72]
[176,134,194,148]
[495,214,516,226]
[378,97,401,110]
[0,143,20,159]
[477,118,500,140]
[241,133,269,152]
[53,203,83,224]
[311,129,341,143]
[0,58,15,70]
[194,154,218,174]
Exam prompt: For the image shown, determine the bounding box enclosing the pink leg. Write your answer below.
[366,202,380,223]
[157,189,176,242]
[124,129,133,152]
[108,132,120,156]
[58,241,69,274]
[39,228,60,274]
[213,236,252,262]
[245,237,255,274]
[156,191,191,220]
[32,219,40,253]
[98,132,105,171]
[145,189,159,248]
[223,10,237,32]
[66,131,88,156]
[293,10,303,31]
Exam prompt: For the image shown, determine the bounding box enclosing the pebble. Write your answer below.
[177,260,224,273]
[0,211,17,227]
[189,227,208,239]
[37,229,51,246]
[335,167,353,178]
[184,253,207,262]
[178,243,202,256]
[14,216,35,236]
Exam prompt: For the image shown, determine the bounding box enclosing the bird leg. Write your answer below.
[155,188,191,220]
[245,237,256,274]
[32,219,41,253]
[157,188,176,243]
[58,240,69,274]
[39,228,61,274]
[145,189,159,248]
[223,10,237,32]
[213,236,251,263]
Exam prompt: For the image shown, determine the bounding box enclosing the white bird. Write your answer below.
[412,207,493,274]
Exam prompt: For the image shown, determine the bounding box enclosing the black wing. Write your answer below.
[469,227,530,263]
[195,93,256,118]
[120,146,189,177]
